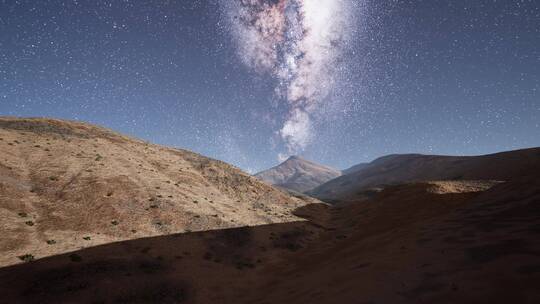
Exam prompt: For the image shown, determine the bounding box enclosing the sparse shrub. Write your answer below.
[46,239,56,245]
[17,212,27,218]
[111,220,119,225]
[18,254,35,262]
[49,176,58,181]
[95,154,102,161]
[193,200,198,204]
[106,191,113,197]
[19,253,35,262]
[83,236,91,241]
[25,220,34,226]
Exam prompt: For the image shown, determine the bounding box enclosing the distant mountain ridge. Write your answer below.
[255,156,341,193]
[309,148,540,202]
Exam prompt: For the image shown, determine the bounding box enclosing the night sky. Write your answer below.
[1,0,539,173]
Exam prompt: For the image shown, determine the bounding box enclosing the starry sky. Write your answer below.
[1,0,539,173]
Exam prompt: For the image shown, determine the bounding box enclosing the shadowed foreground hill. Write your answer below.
[1,178,539,303]
[0,117,316,267]
[309,148,540,202]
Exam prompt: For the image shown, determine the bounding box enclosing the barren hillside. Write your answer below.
[0,117,316,267]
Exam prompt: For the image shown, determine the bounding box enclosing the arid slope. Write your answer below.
[0,117,315,267]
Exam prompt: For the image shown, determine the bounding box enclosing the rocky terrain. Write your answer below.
[0,117,316,267]
[255,156,341,193]
[309,148,540,203]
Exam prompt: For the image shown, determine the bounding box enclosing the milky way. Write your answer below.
[2,1,538,172]
[222,0,358,158]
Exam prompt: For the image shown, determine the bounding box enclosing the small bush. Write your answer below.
[17,212,27,218]
[95,154,103,161]
[18,254,35,262]
[83,236,91,241]
[111,220,119,225]
[46,239,56,245]
[25,221,34,226]
[49,176,58,181]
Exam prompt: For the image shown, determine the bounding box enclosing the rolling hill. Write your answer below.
[0,117,316,267]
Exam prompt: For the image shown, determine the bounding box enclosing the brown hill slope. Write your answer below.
[0,117,316,267]
[255,156,341,193]
[309,148,540,202]
[1,178,538,303]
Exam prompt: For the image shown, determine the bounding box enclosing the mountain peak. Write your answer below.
[255,156,341,193]
[285,155,303,162]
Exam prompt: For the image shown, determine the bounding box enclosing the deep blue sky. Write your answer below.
[1,0,539,172]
